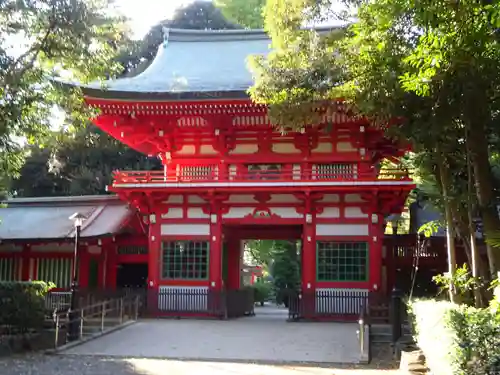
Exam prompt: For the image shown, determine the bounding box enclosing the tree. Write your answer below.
[0,0,127,180]
[10,0,240,197]
[10,126,161,197]
[118,1,240,77]
[214,0,265,29]
[245,239,301,305]
[249,0,500,288]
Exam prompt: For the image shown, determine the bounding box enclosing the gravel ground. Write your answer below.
[0,356,398,375]
[0,344,398,375]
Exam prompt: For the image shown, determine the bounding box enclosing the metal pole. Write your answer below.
[55,315,60,348]
[67,224,81,342]
[101,301,105,332]
[391,287,402,345]
[359,318,364,354]
[135,295,140,320]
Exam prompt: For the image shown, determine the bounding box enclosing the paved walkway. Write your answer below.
[62,306,361,364]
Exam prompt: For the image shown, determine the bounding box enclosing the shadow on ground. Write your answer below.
[0,343,398,375]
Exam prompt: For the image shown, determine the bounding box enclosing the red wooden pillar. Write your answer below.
[21,244,31,281]
[226,237,241,290]
[209,211,223,291]
[369,213,383,292]
[79,245,90,288]
[148,215,161,289]
[302,208,316,292]
[101,238,116,289]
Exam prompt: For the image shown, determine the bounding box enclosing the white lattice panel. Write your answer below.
[315,288,368,314]
[158,286,208,312]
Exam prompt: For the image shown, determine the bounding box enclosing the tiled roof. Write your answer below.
[78,27,338,100]
[0,195,132,240]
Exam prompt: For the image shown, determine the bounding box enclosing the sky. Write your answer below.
[116,0,201,39]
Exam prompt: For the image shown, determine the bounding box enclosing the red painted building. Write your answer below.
[0,195,148,290]
[0,28,414,316]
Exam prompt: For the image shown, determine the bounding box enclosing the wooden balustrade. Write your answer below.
[111,167,412,185]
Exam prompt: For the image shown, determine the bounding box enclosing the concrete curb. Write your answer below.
[45,320,137,354]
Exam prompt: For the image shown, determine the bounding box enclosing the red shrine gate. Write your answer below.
[72,28,414,318]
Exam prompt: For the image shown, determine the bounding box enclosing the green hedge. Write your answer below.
[0,281,54,334]
[253,282,271,303]
[410,299,500,375]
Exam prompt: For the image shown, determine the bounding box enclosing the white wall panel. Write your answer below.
[161,224,210,236]
[316,224,369,236]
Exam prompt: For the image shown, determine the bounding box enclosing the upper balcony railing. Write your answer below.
[111,167,412,186]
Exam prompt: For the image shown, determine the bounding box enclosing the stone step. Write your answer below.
[371,324,412,335]
[371,333,413,343]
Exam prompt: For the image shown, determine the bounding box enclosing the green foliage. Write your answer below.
[418,220,441,238]
[251,0,500,275]
[409,300,457,375]
[251,282,272,303]
[270,240,301,293]
[0,0,128,178]
[9,125,161,197]
[433,264,482,305]
[410,299,500,375]
[0,281,55,334]
[448,306,500,375]
[214,0,265,29]
[245,239,274,265]
[245,240,300,303]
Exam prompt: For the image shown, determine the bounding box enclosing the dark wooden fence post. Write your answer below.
[390,287,402,345]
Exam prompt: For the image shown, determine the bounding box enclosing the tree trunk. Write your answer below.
[465,130,485,307]
[436,151,458,303]
[467,120,500,276]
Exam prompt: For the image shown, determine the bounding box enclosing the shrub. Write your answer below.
[0,281,54,335]
[409,299,500,375]
[253,282,271,304]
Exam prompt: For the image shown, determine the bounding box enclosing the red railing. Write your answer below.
[112,168,412,185]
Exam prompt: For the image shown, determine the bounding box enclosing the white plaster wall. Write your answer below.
[272,143,301,154]
[317,207,341,218]
[31,243,73,252]
[268,194,300,203]
[163,195,183,204]
[312,142,333,153]
[200,145,217,155]
[87,245,102,255]
[320,194,340,203]
[158,286,208,312]
[161,208,183,219]
[229,144,258,154]
[188,195,206,204]
[187,208,210,219]
[271,207,303,219]
[344,194,365,203]
[316,224,369,236]
[336,141,357,152]
[316,288,369,314]
[227,195,257,203]
[0,244,22,252]
[345,207,369,218]
[223,207,254,219]
[161,224,210,236]
[176,145,196,155]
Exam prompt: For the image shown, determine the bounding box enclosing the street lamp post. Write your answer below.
[67,212,86,342]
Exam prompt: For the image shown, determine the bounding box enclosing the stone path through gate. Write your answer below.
[61,305,361,364]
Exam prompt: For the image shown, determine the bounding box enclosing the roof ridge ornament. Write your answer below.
[162,26,170,48]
